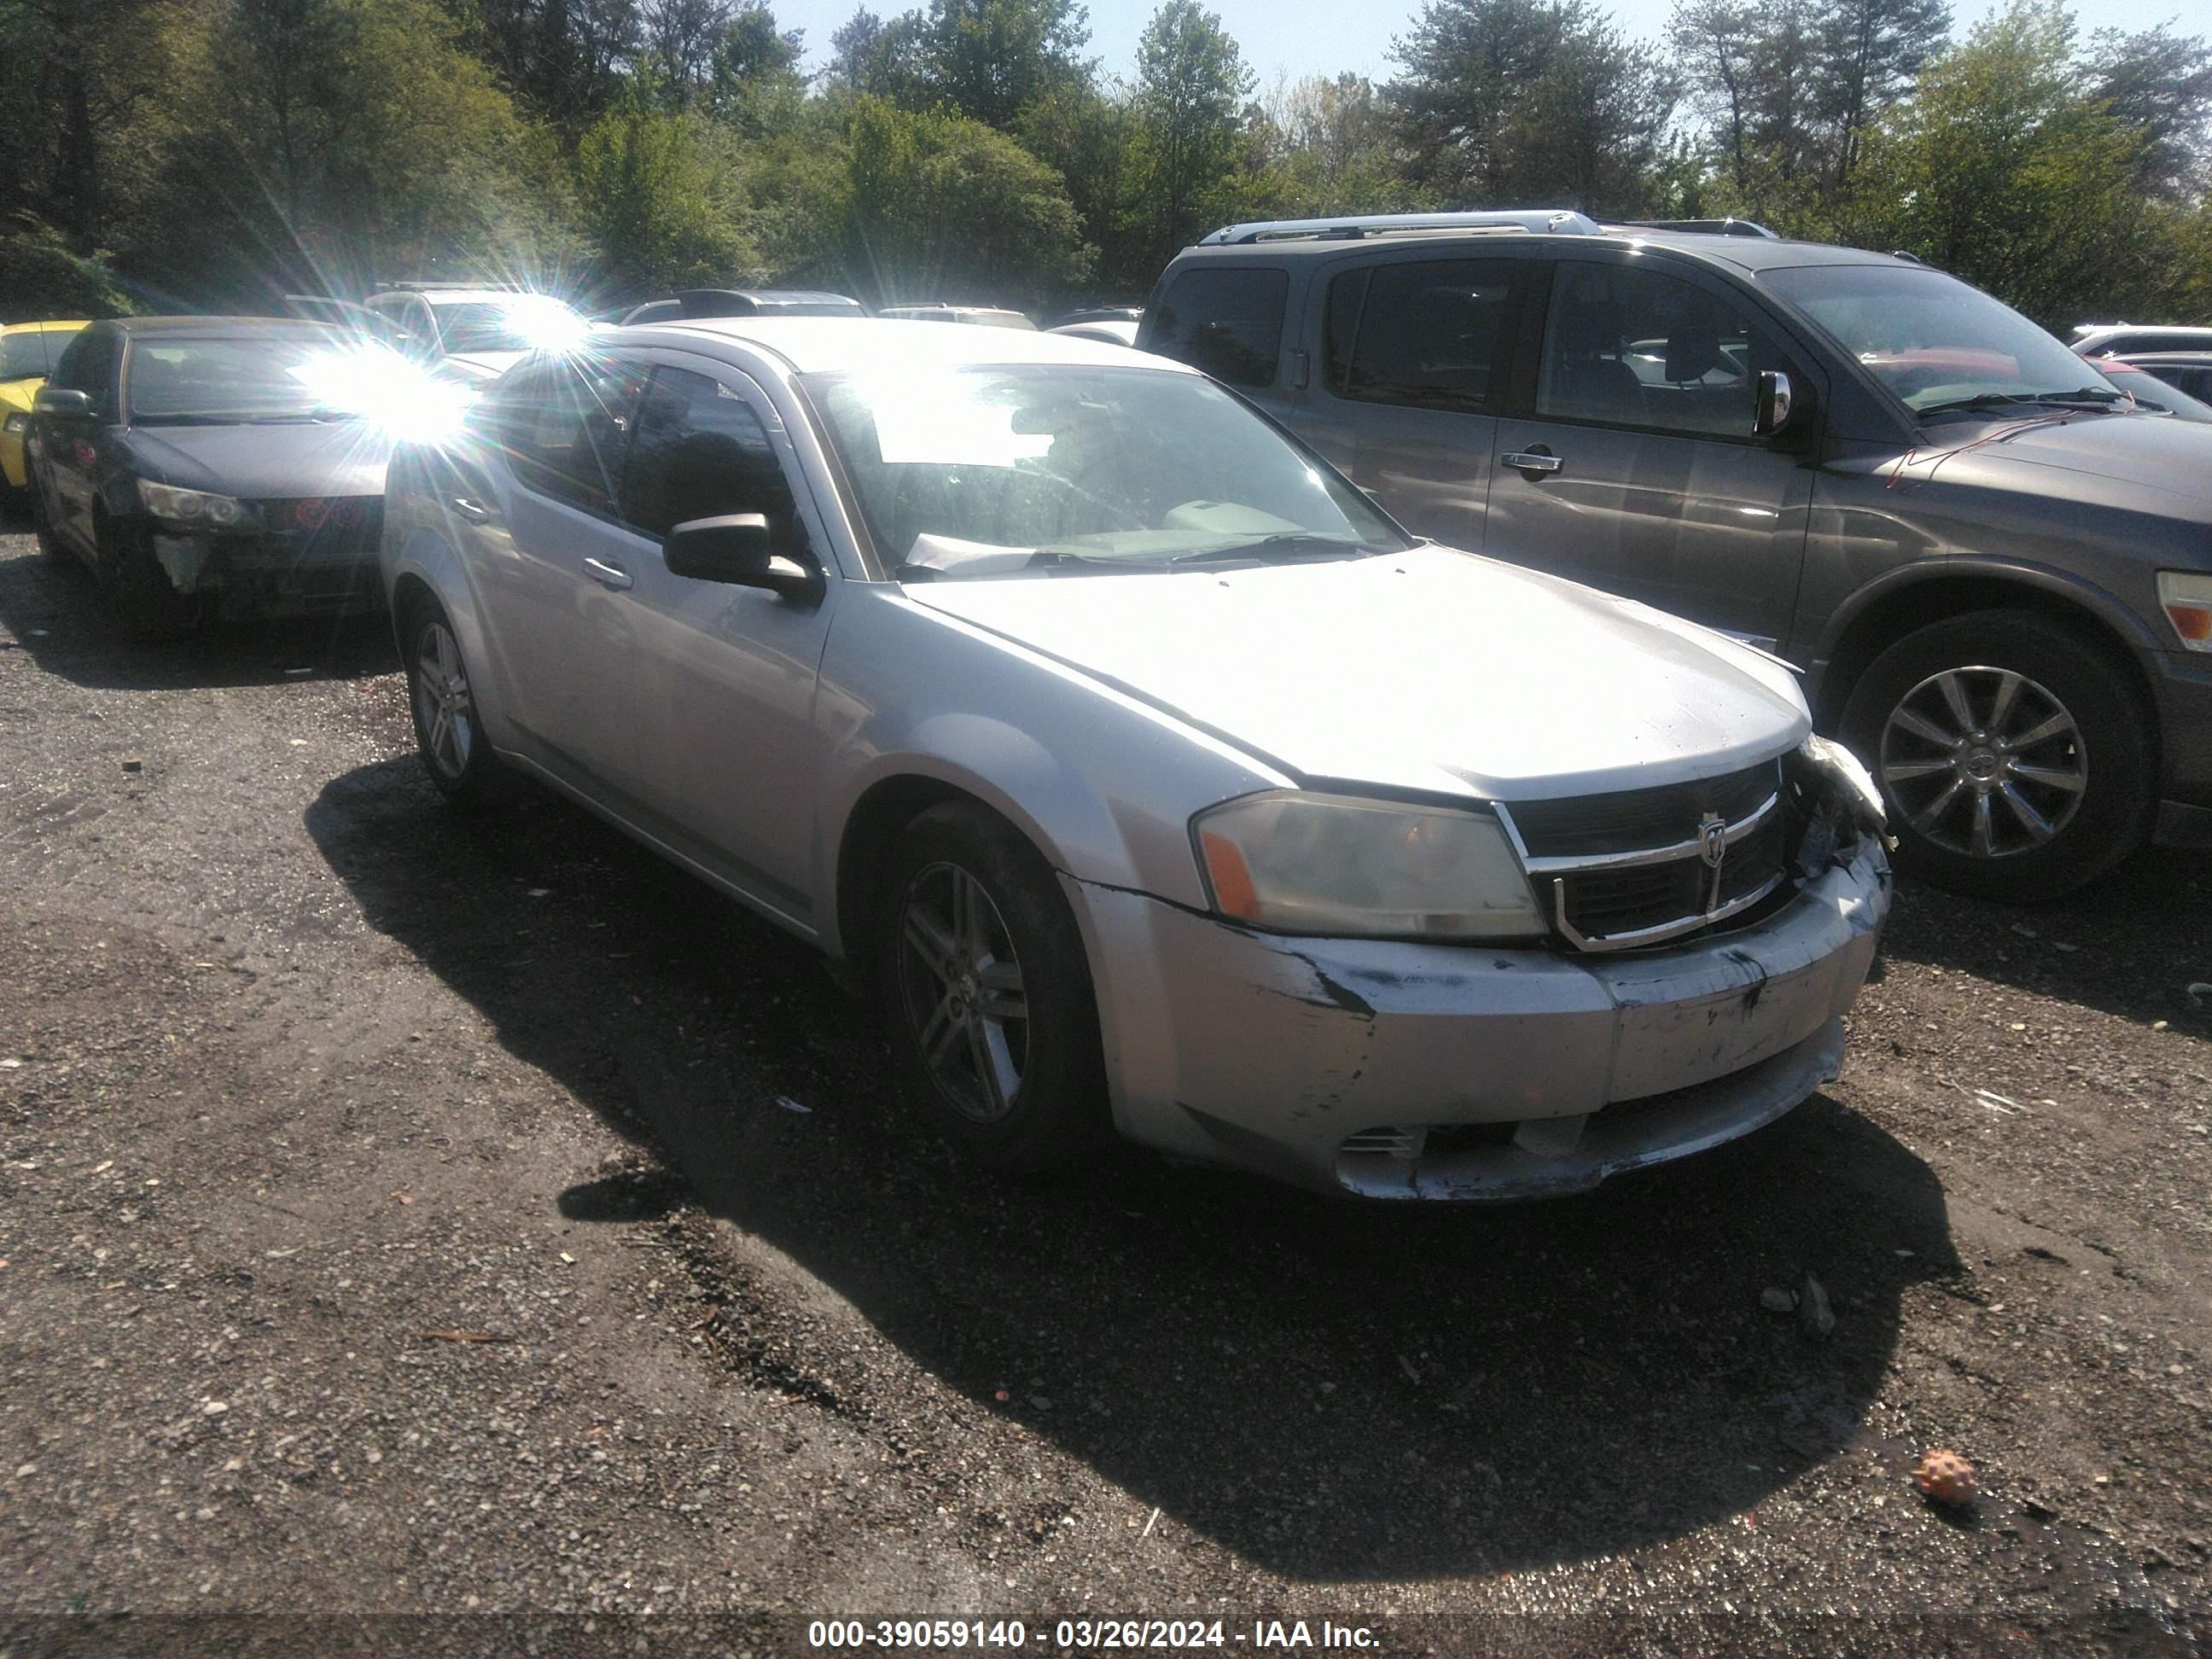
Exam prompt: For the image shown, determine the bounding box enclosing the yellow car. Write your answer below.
[2,319,90,490]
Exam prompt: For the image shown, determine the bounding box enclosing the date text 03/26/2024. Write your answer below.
[806,1619,1381,1651]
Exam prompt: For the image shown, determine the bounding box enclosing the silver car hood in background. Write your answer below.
[904,546,1810,800]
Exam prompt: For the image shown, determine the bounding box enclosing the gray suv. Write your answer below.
[1138,212,2212,899]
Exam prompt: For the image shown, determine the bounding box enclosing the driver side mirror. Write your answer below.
[1754,370,1801,439]
[664,514,824,605]
[33,387,93,420]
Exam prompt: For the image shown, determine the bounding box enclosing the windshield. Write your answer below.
[1,327,82,381]
[434,297,585,355]
[125,333,413,423]
[1763,265,2125,419]
[801,364,1405,577]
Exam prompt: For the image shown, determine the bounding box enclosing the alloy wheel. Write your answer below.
[413,620,475,781]
[1879,664,2087,859]
[895,862,1029,1123]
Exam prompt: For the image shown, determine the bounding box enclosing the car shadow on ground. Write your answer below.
[1878,851,2211,1035]
[0,543,397,691]
[306,758,1960,1581]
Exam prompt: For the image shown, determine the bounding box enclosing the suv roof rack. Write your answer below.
[1198,209,1601,245]
[1615,217,1780,240]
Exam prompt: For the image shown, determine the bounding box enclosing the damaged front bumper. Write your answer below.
[1069,836,1890,1199]
[148,521,385,620]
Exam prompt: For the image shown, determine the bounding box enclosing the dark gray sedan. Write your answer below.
[25,316,459,635]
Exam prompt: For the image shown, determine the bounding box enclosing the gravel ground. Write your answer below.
[0,522,2207,1657]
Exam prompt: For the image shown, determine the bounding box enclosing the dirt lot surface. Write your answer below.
[1,524,2208,1656]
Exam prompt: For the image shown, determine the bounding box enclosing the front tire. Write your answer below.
[96,507,207,640]
[1839,609,2154,899]
[401,595,511,809]
[876,802,1109,1173]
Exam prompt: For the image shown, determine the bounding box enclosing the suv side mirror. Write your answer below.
[33,387,93,419]
[1754,370,1797,439]
[664,514,824,604]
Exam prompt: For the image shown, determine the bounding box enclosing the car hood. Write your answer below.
[122,422,393,500]
[1931,408,2212,511]
[904,546,1810,800]
[0,378,38,415]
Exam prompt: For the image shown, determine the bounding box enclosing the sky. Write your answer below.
[773,0,2202,93]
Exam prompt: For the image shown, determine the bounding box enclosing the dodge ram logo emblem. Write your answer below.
[1698,812,1728,870]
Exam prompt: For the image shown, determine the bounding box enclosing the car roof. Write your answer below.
[2,318,91,335]
[601,317,1190,375]
[2114,349,2212,364]
[1162,226,1912,274]
[381,288,554,307]
[95,316,353,336]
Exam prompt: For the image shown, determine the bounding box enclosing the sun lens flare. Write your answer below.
[288,345,476,445]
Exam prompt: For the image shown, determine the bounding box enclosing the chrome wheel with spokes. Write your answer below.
[1879,664,2087,859]
[1842,609,2154,899]
[895,861,1029,1123]
[403,596,509,808]
[412,619,476,781]
[876,802,1104,1172]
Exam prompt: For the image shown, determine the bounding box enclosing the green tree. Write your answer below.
[1388,0,1675,214]
[575,76,756,293]
[1246,74,1433,220]
[1842,0,2163,328]
[2086,24,2212,201]
[918,0,1093,129]
[141,0,578,307]
[1131,0,1252,271]
[794,96,1089,307]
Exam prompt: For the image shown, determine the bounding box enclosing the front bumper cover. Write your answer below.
[1070,837,1890,1199]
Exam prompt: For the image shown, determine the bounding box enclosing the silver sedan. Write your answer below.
[377,320,1892,1198]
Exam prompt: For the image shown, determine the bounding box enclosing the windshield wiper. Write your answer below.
[1918,387,2133,417]
[1168,534,1377,566]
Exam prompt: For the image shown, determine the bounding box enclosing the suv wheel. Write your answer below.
[876,802,1109,1173]
[1840,610,2153,899]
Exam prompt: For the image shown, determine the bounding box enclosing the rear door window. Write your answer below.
[1328,259,1520,411]
[490,354,647,517]
[1147,267,1289,389]
[621,365,800,544]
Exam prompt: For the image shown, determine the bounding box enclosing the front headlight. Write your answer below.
[2159,570,2212,652]
[138,479,255,528]
[2,412,26,435]
[1193,792,1545,940]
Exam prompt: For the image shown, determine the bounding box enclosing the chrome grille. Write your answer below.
[1500,761,1790,952]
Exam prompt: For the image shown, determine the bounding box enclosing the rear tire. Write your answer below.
[400,593,512,810]
[875,801,1109,1173]
[1839,609,2153,899]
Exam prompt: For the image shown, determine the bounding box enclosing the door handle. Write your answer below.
[1502,450,1563,474]
[449,495,490,522]
[583,557,632,591]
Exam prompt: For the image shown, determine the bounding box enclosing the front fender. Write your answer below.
[380,457,520,754]
[812,587,1290,960]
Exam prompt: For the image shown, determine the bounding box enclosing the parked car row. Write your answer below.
[7,219,2206,1205]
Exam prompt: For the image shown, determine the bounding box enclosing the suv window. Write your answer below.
[1538,261,1774,439]
[488,354,646,516]
[1327,259,1518,411]
[621,365,800,542]
[1148,267,1289,389]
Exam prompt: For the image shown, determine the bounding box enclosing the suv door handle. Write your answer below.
[583,557,632,591]
[1502,450,1563,474]
[449,495,490,522]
